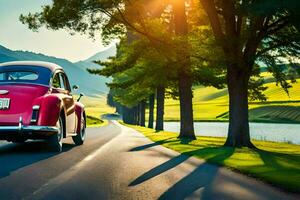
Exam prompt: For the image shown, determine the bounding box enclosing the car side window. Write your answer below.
[63,74,71,92]
[58,73,66,90]
[52,73,61,89]
[60,73,71,92]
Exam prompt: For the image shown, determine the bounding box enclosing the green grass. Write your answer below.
[74,95,114,127]
[86,115,106,127]
[80,95,115,119]
[126,124,300,193]
[160,79,300,123]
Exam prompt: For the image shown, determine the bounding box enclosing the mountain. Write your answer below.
[75,45,117,70]
[0,45,114,97]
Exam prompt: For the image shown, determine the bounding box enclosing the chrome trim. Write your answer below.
[31,105,40,123]
[0,125,59,133]
[0,116,58,134]
[32,105,40,110]
[0,90,9,95]
[19,117,23,131]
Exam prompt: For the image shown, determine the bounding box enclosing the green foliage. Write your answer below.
[248,65,268,101]
[19,0,124,41]
[191,2,300,121]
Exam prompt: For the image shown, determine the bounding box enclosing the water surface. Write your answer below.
[162,122,300,144]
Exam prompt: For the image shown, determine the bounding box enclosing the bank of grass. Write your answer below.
[75,95,115,119]
[125,124,300,193]
[86,115,107,127]
[75,95,114,127]
[73,95,113,127]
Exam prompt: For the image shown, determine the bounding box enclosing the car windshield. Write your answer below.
[0,71,39,82]
[0,65,52,86]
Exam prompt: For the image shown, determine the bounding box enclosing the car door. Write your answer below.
[52,71,76,134]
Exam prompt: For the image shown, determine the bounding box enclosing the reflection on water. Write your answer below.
[162,122,300,144]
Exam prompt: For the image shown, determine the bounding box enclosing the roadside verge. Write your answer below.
[123,123,300,193]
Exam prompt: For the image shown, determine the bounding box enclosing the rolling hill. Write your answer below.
[163,79,300,123]
[0,45,116,97]
[75,45,117,70]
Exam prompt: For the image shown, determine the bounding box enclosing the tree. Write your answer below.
[171,0,195,139]
[155,85,165,131]
[199,0,300,147]
[94,37,172,129]
[148,93,155,128]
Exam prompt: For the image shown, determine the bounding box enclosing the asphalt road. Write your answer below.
[0,121,298,200]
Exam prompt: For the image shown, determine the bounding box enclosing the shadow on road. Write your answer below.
[129,138,176,152]
[0,141,75,178]
[129,153,191,186]
[129,143,235,199]
[157,148,234,200]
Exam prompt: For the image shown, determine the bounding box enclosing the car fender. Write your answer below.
[75,102,85,134]
[33,94,63,126]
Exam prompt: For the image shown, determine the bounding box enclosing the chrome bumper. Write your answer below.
[0,126,58,133]
[0,117,58,138]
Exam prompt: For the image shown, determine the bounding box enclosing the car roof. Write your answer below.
[0,61,63,72]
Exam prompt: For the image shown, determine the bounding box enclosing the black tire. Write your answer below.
[11,138,27,143]
[72,113,86,146]
[48,115,64,152]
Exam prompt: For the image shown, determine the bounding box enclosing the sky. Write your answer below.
[0,0,111,62]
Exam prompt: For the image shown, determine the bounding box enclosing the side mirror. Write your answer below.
[73,85,79,91]
[77,93,84,102]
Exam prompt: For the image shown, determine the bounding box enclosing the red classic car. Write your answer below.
[0,61,86,152]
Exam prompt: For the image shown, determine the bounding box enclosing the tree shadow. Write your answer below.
[129,153,191,186]
[254,148,300,192]
[158,147,235,200]
[129,146,234,191]
[0,141,75,178]
[256,149,283,169]
[179,138,194,145]
[129,138,176,152]
[158,163,218,200]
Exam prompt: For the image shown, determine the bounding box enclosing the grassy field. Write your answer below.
[80,76,300,125]
[76,95,115,126]
[80,95,115,118]
[162,78,300,123]
[126,124,300,193]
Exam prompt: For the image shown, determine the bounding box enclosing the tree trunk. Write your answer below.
[173,0,196,140]
[148,94,155,128]
[136,105,140,125]
[122,106,135,125]
[225,67,255,148]
[140,100,146,127]
[133,105,139,125]
[155,86,165,131]
[178,70,196,139]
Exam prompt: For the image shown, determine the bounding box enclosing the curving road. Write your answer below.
[0,121,298,200]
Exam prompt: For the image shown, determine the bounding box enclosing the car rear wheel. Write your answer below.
[48,116,64,152]
[11,138,27,143]
[72,114,86,145]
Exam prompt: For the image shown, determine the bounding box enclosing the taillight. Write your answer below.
[31,105,40,123]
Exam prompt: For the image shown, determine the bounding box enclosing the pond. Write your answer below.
[162,122,300,144]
